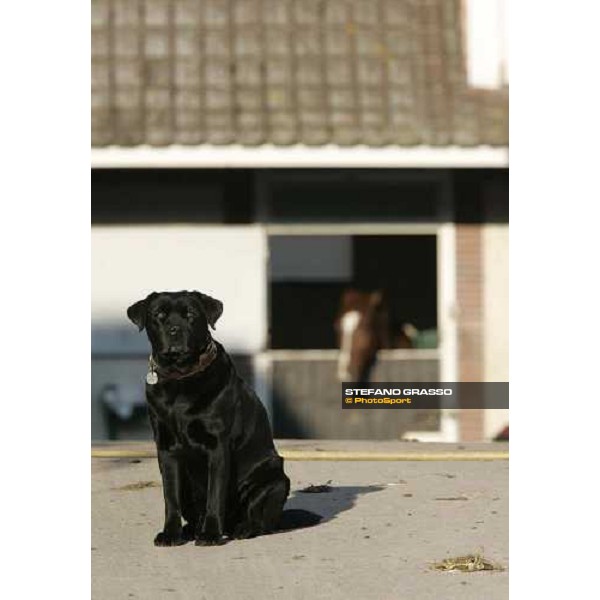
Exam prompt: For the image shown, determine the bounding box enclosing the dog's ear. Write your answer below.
[192,291,223,330]
[127,297,149,331]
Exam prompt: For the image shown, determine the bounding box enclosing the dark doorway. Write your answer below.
[269,234,438,349]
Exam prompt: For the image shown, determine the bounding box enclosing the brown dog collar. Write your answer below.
[146,341,218,385]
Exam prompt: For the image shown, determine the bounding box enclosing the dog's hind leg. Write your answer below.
[232,477,289,539]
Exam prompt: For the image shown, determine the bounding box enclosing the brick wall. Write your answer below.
[456,223,484,440]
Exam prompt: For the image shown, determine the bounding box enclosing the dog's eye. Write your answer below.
[187,311,195,320]
[156,312,166,321]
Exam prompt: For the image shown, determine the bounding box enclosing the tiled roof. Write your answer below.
[92,0,508,147]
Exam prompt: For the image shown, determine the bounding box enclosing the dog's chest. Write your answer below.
[149,388,191,424]
[148,386,222,450]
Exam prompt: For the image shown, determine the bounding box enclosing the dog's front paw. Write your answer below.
[231,522,258,540]
[194,515,226,546]
[194,532,227,546]
[154,529,186,547]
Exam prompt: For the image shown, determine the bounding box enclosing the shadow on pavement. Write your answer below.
[284,484,386,525]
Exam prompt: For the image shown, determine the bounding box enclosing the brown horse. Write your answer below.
[335,290,391,382]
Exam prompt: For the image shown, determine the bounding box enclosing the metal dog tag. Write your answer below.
[146,370,158,385]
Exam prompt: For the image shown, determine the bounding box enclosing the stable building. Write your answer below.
[91,0,508,442]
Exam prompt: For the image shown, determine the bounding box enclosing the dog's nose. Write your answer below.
[168,325,181,336]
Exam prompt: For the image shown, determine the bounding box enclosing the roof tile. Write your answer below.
[92,0,507,147]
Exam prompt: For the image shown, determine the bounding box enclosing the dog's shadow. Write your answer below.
[284,484,385,526]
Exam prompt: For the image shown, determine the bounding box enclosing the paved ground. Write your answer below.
[92,442,508,600]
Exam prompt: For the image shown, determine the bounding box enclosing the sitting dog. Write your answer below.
[127,290,319,546]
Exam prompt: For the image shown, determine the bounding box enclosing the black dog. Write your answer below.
[127,290,319,546]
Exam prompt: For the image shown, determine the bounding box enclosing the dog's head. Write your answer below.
[127,290,223,370]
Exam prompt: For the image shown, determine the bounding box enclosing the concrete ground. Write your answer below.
[92,442,508,600]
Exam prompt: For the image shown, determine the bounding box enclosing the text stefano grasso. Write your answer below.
[344,388,453,396]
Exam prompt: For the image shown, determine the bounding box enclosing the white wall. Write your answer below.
[464,0,509,89]
[91,225,267,354]
[483,223,509,438]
